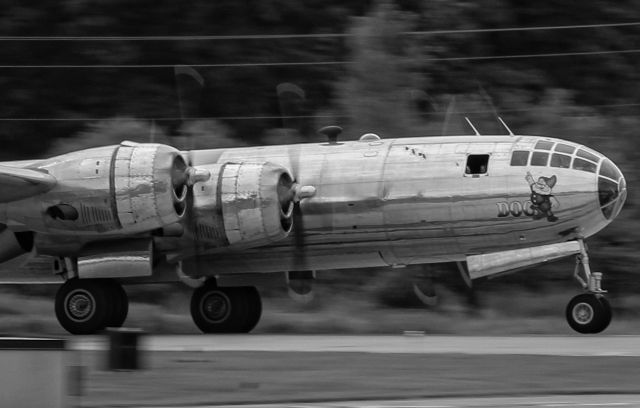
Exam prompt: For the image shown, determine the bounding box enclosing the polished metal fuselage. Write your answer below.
[170,134,619,276]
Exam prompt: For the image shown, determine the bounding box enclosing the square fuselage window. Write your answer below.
[466,154,489,175]
[510,150,529,166]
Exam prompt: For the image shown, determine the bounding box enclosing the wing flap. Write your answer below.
[0,165,57,203]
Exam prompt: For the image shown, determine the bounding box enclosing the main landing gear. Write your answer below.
[190,280,262,333]
[565,241,611,334]
[55,278,128,335]
[54,277,263,335]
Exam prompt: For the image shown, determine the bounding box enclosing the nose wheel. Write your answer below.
[566,240,612,334]
[566,293,611,334]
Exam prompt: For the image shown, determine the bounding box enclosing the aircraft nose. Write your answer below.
[598,158,626,220]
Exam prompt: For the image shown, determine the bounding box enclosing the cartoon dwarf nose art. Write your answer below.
[525,171,559,222]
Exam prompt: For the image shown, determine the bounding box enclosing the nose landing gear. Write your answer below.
[566,240,611,334]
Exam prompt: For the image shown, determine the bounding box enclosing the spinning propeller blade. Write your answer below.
[276,83,318,300]
[441,95,457,136]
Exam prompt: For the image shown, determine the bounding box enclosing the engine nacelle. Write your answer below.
[4,142,188,235]
[191,162,294,249]
[112,142,188,232]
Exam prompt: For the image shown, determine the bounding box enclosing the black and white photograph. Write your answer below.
[0,1,638,407]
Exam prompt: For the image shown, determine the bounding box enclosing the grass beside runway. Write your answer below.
[78,351,640,407]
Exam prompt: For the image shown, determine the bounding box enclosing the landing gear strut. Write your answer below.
[55,278,129,335]
[565,240,611,334]
[190,280,262,333]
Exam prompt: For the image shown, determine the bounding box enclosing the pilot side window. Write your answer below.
[465,154,489,175]
[600,159,621,181]
[510,151,529,166]
[530,152,549,166]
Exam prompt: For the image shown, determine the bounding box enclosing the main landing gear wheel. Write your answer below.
[55,278,129,335]
[566,294,612,334]
[190,282,262,333]
[104,279,129,328]
[55,279,109,335]
[242,286,262,333]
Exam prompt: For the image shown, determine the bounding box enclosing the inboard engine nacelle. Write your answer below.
[190,161,295,249]
[4,142,190,235]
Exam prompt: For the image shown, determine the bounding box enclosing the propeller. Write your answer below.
[441,95,457,136]
[412,263,477,308]
[285,143,316,302]
[413,282,438,307]
[413,265,439,307]
[174,65,205,150]
[170,66,210,222]
[276,82,307,142]
[276,82,318,301]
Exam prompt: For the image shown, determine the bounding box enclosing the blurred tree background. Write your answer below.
[0,0,639,326]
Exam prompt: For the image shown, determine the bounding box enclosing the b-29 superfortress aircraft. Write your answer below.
[0,128,626,334]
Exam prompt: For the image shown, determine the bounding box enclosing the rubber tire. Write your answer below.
[191,283,245,333]
[240,286,262,333]
[55,279,110,335]
[103,280,129,328]
[566,294,611,334]
[191,283,263,333]
[598,296,612,331]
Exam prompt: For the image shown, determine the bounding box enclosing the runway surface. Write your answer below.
[71,334,640,356]
[143,394,640,407]
[69,335,640,407]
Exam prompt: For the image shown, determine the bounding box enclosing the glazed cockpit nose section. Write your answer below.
[598,158,626,220]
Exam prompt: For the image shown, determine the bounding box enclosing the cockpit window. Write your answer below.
[600,159,622,181]
[598,159,625,220]
[531,151,549,166]
[555,143,576,154]
[550,153,571,168]
[577,149,600,163]
[535,140,554,150]
[599,178,619,218]
[510,151,529,166]
[572,158,597,173]
[465,154,489,175]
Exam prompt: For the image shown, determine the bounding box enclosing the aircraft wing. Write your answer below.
[0,165,57,203]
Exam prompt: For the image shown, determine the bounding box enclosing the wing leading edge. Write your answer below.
[0,165,57,203]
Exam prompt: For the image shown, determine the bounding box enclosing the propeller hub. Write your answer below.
[186,167,211,186]
[293,185,316,202]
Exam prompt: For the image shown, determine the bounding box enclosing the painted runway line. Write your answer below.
[71,334,640,356]
[139,394,640,408]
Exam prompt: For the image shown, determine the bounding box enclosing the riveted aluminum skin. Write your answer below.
[177,135,625,276]
[0,135,626,281]
[76,239,153,279]
[0,143,188,236]
[185,162,294,250]
[466,241,581,279]
[219,162,292,248]
[113,143,186,233]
